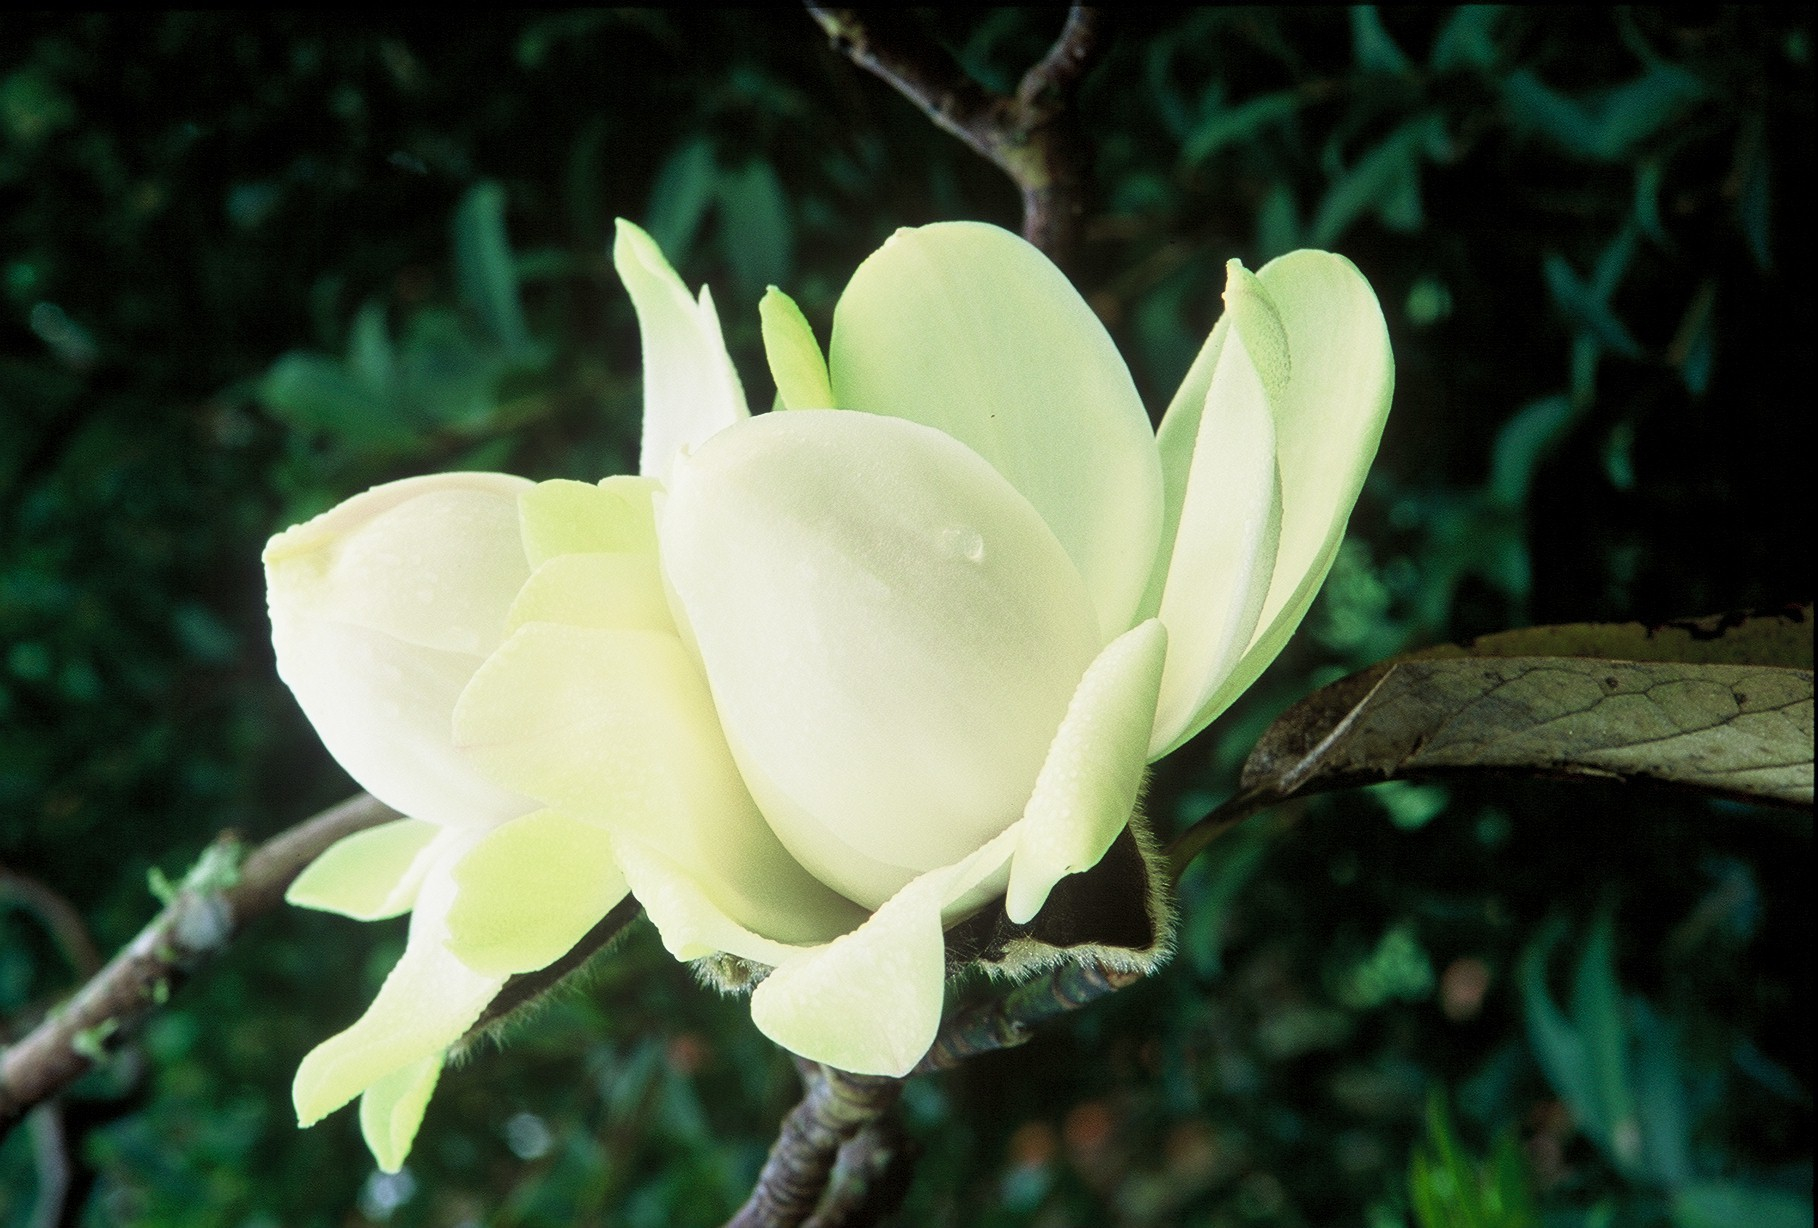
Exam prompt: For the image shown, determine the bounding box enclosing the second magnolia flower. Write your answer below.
[267,218,1392,1169]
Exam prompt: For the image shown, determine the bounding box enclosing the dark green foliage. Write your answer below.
[1,10,1809,1226]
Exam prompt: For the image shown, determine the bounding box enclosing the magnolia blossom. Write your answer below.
[266,219,1391,1170]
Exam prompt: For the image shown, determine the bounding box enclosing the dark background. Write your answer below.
[1,10,1810,1226]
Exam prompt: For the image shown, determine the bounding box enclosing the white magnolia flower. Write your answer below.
[266,219,1392,1171]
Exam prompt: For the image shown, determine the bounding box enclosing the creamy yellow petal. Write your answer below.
[454,622,862,946]
[504,553,672,635]
[1192,251,1394,732]
[760,286,835,410]
[265,473,533,657]
[1008,619,1168,923]
[748,828,1020,1076]
[1148,263,1285,755]
[612,219,747,482]
[292,841,504,1128]
[443,809,630,977]
[517,476,660,568]
[268,611,534,828]
[828,222,1163,638]
[285,818,440,921]
[661,410,1102,909]
[358,1054,442,1174]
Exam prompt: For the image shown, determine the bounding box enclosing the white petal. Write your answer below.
[1148,263,1285,756]
[268,610,535,828]
[516,475,660,568]
[760,287,835,410]
[748,828,1020,1076]
[285,818,441,921]
[443,809,630,977]
[828,222,1163,638]
[661,410,1103,909]
[359,1055,442,1174]
[612,220,748,483]
[292,837,504,1129]
[1008,619,1168,923]
[1191,251,1395,732]
[454,622,863,946]
[266,473,537,827]
[265,472,534,657]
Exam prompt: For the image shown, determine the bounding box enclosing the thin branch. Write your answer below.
[806,7,1104,265]
[918,957,1145,1074]
[0,867,101,983]
[0,791,395,1134]
[727,1061,902,1228]
[1163,786,1282,882]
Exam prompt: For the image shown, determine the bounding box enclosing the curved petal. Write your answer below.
[505,553,672,635]
[454,622,863,947]
[266,473,537,827]
[661,410,1103,909]
[613,219,747,483]
[359,1054,442,1174]
[1193,251,1394,729]
[517,476,660,567]
[285,818,441,921]
[443,809,630,977]
[610,834,807,968]
[760,287,835,410]
[269,611,535,828]
[828,222,1163,638]
[293,836,505,1129]
[1148,263,1285,756]
[1008,619,1168,923]
[749,828,1020,1076]
[265,473,534,657]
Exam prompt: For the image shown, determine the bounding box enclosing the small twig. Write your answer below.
[27,1102,69,1228]
[727,1061,902,1228]
[0,867,102,985]
[1163,785,1282,882]
[807,6,1104,264]
[0,792,396,1134]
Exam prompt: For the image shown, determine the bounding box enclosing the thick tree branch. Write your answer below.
[728,1059,903,1228]
[0,791,396,1133]
[807,6,1103,265]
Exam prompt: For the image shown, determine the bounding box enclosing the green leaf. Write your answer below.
[646,138,718,261]
[1520,922,1602,1148]
[715,158,792,290]
[346,300,395,393]
[1671,1182,1813,1228]
[1628,998,1693,1187]
[1351,6,1412,75]
[1503,62,1703,162]
[1239,611,1815,808]
[1310,114,1441,248]
[1543,251,1643,359]
[1429,6,1504,74]
[1488,395,1575,508]
[1181,90,1307,168]
[1569,913,1641,1176]
[453,181,531,355]
[1408,605,1815,670]
[259,352,410,448]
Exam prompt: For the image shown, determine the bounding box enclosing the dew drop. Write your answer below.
[940,526,985,565]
